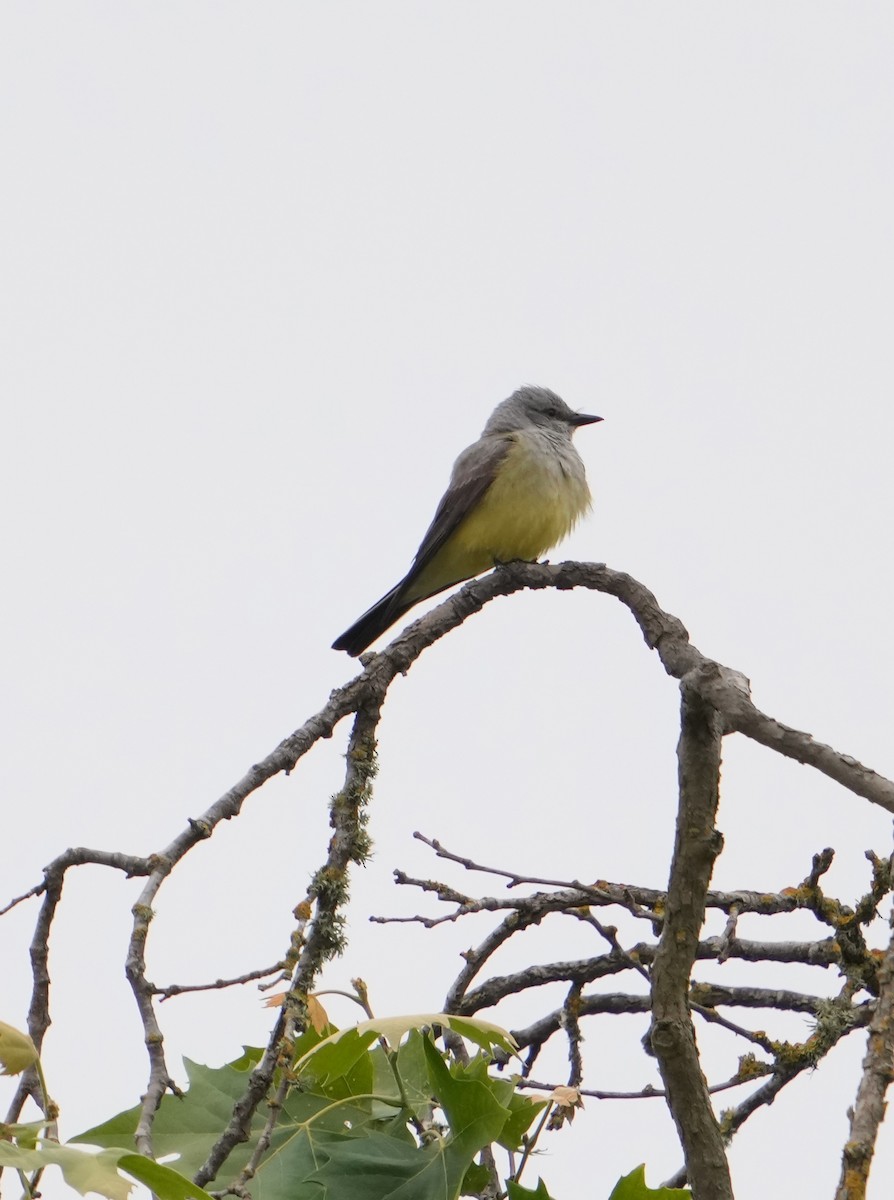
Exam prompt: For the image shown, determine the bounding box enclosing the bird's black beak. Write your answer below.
[569,412,603,427]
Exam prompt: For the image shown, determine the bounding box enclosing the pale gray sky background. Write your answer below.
[2,4,894,1198]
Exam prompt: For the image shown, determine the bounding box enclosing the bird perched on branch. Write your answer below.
[332,385,602,656]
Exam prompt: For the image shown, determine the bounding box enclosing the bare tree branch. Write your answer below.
[5,562,894,1198]
[3,863,65,1126]
[836,901,894,1200]
[648,684,732,1199]
[197,699,381,1190]
[393,829,880,1180]
[374,563,894,814]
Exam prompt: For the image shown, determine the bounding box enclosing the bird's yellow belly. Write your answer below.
[409,436,590,600]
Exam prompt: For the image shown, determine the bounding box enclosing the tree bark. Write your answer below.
[650,683,733,1199]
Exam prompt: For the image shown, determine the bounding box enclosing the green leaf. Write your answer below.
[75,1032,531,1200]
[443,1055,542,1151]
[293,1014,517,1078]
[269,1037,515,1200]
[440,1015,518,1059]
[608,1164,691,1199]
[297,1026,379,1091]
[75,1055,370,1188]
[303,1128,476,1200]
[226,1044,266,1072]
[75,1055,412,1200]
[0,1138,213,1200]
[0,1142,133,1200]
[369,1029,433,1121]
[74,1057,258,1175]
[456,1053,516,1107]
[118,1155,213,1199]
[422,1038,511,1165]
[0,1119,46,1149]
[224,1028,330,1076]
[0,1020,39,1075]
[497,1090,548,1152]
[507,1179,554,1199]
[461,1160,492,1195]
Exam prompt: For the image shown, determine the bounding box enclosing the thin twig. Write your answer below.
[516,1071,768,1101]
[154,963,288,1001]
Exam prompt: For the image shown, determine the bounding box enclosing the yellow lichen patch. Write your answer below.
[734,1052,772,1082]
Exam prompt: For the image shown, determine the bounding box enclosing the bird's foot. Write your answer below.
[493,557,544,569]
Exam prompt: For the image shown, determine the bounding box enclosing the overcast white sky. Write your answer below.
[2,4,894,1198]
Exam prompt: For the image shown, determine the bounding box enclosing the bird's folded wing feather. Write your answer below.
[407,434,513,574]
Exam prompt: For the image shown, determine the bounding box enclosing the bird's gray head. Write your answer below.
[483,385,602,437]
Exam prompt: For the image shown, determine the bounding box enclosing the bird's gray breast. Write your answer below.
[526,426,587,484]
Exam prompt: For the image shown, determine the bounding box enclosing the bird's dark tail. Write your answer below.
[332,584,416,656]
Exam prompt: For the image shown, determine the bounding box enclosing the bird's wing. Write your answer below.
[408,433,513,574]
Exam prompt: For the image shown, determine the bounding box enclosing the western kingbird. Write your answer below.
[332,385,602,656]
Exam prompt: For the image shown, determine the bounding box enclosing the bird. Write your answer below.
[332,385,602,655]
